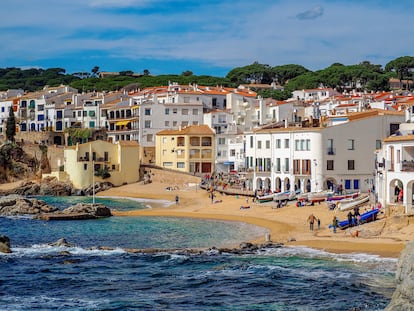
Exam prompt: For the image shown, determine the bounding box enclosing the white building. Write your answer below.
[245,110,405,193]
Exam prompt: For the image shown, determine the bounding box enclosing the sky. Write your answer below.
[1,0,414,77]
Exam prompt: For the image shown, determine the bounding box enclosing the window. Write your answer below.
[89,121,95,128]
[162,137,167,143]
[250,136,253,148]
[165,121,169,126]
[284,139,289,148]
[145,108,151,115]
[300,139,305,150]
[184,97,190,103]
[165,108,170,115]
[275,158,281,172]
[353,179,360,190]
[84,164,87,170]
[295,140,300,151]
[38,105,44,111]
[266,140,270,149]
[327,160,334,170]
[345,179,351,190]
[193,109,199,115]
[284,158,289,172]
[347,139,355,150]
[293,159,300,174]
[88,110,95,117]
[163,162,173,167]
[348,160,355,170]
[144,120,151,128]
[218,138,225,145]
[83,111,87,117]
[276,139,281,148]
[173,108,177,114]
[257,141,262,149]
[182,109,189,115]
[230,149,236,156]
[177,162,185,168]
[192,121,199,125]
[327,139,334,154]
[376,140,382,149]
[306,139,311,151]
[173,121,177,126]
[181,121,189,127]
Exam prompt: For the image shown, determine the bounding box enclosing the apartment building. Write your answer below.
[245,110,405,193]
[64,139,140,189]
[155,125,215,174]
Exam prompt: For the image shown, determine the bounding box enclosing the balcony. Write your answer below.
[401,160,414,171]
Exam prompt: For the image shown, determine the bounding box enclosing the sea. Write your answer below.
[0,196,397,311]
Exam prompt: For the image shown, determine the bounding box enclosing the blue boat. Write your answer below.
[330,208,380,230]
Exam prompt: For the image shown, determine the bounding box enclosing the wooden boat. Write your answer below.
[337,208,380,229]
[256,193,274,203]
[337,194,370,211]
[326,191,359,201]
[273,190,297,202]
[298,191,333,203]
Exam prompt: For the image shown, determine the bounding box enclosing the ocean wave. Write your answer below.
[261,245,397,266]
[3,244,126,257]
[98,195,173,208]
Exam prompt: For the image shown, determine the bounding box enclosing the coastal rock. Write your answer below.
[0,194,58,216]
[48,238,75,247]
[385,240,414,310]
[0,178,74,196]
[38,203,112,220]
[81,182,113,196]
[0,235,11,253]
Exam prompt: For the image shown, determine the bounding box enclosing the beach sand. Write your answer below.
[96,170,411,258]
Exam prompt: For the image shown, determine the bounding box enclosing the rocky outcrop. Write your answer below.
[0,178,74,196]
[0,195,58,216]
[0,235,11,253]
[79,182,113,196]
[385,240,414,310]
[38,203,112,220]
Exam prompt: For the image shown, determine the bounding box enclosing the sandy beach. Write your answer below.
[96,170,411,258]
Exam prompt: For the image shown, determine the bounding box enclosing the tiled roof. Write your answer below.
[156,124,214,136]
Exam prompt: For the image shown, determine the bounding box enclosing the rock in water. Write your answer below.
[0,235,11,253]
[385,240,414,310]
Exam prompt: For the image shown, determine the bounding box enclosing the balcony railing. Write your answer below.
[402,160,414,171]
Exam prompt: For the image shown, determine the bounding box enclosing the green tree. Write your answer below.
[91,66,100,77]
[226,62,273,85]
[181,70,193,76]
[6,106,16,142]
[271,64,310,85]
[385,56,414,89]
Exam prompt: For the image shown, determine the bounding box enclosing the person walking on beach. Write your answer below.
[332,216,338,233]
[317,218,321,230]
[307,214,317,231]
[175,195,179,205]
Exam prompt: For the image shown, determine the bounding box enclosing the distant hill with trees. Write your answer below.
[0,56,413,101]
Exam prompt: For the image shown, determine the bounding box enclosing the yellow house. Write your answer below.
[64,140,140,189]
[155,125,215,174]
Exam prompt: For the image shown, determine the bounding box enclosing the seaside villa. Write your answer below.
[62,140,140,189]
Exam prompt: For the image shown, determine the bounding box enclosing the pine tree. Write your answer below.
[6,106,16,142]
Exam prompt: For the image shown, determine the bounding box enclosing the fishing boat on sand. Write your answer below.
[326,191,360,201]
[336,208,380,229]
[256,190,298,203]
[297,190,333,204]
[255,193,275,203]
[337,194,370,211]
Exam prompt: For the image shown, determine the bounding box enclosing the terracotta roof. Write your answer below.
[157,124,214,136]
[118,140,140,147]
[384,134,414,142]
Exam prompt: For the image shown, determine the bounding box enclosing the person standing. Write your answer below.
[332,216,338,233]
[175,195,179,205]
[317,218,321,230]
[307,214,316,231]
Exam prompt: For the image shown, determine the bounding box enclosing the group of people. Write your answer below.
[347,207,361,227]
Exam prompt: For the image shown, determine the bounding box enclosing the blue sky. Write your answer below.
[1,0,414,77]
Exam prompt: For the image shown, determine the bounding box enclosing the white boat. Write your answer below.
[337,194,370,211]
[298,190,333,203]
[273,190,297,202]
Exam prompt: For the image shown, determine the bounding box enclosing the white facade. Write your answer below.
[245,111,405,193]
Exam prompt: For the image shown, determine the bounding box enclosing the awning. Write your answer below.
[223,161,234,165]
[116,120,131,126]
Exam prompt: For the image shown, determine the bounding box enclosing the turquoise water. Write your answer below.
[0,196,397,310]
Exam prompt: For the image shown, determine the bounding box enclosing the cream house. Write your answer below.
[63,140,140,189]
[155,125,215,174]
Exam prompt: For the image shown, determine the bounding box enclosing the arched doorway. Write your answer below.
[284,177,291,192]
[274,177,281,192]
[263,177,271,192]
[389,179,403,204]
